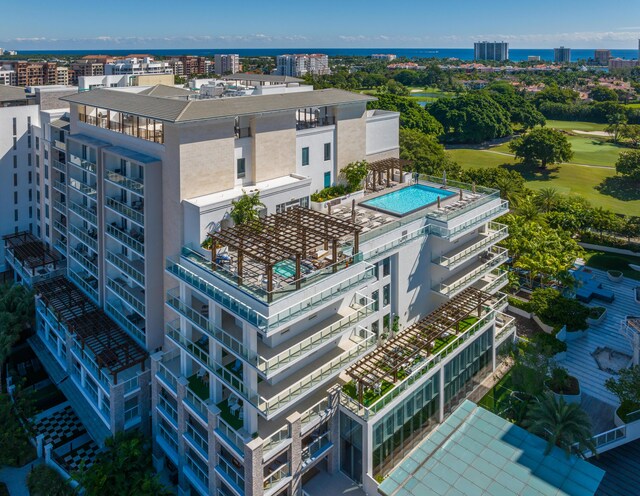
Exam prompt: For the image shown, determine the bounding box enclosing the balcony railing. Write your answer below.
[262,425,290,459]
[106,197,144,225]
[69,224,98,251]
[106,224,145,255]
[186,452,209,488]
[302,432,332,464]
[158,395,179,425]
[431,201,510,240]
[105,301,146,344]
[263,462,290,492]
[53,199,67,214]
[433,222,508,269]
[185,387,210,423]
[69,246,98,274]
[68,268,98,301]
[107,277,145,316]
[216,417,247,458]
[185,423,209,458]
[68,154,97,174]
[105,169,144,194]
[53,220,67,234]
[53,139,66,151]
[259,327,375,417]
[106,251,145,286]
[53,179,66,193]
[300,397,330,431]
[51,159,66,173]
[216,455,244,495]
[68,178,97,198]
[433,246,508,296]
[69,201,97,225]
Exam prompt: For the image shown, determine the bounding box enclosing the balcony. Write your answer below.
[106,197,144,225]
[51,159,66,173]
[301,432,332,467]
[68,267,98,301]
[107,277,145,316]
[433,246,508,297]
[433,222,508,270]
[106,250,145,286]
[52,220,67,235]
[106,301,146,345]
[53,239,67,256]
[69,224,98,252]
[52,179,66,193]
[473,268,509,295]
[495,312,516,344]
[68,178,97,199]
[69,201,97,225]
[263,462,290,494]
[430,200,510,240]
[52,139,66,152]
[104,169,144,195]
[216,454,244,496]
[68,154,96,174]
[69,245,98,274]
[53,199,67,214]
[106,223,145,255]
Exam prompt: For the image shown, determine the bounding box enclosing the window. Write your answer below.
[45,185,49,199]
[324,171,331,188]
[14,210,18,222]
[324,143,331,161]
[236,158,246,179]
[28,189,32,201]
[13,174,17,187]
[382,257,390,277]
[35,136,39,150]
[372,290,379,311]
[27,154,31,166]
[28,171,32,184]
[13,156,17,168]
[45,205,49,219]
[29,206,32,218]
[45,165,48,180]
[301,147,309,166]
[13,137,17,150]
[27,135,31,148]
[12,118,17,135]
[383,284,390,306]
[13,192,18,205]
[44,149,48,160]
[45,224,49,237]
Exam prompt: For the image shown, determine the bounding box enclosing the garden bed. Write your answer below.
[607,270,624,283]
[587,306,607,325]
[615,400,640,425]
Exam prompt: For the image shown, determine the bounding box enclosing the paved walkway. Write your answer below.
[0,459,42,496]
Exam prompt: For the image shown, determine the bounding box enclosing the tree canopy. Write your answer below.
[399,128,460,176]
[533,85,580,106]
[615,149,640,181]
[485,82,546,130]
[368,94,443,136]
[229,191,265,226]
[428,92,512,143]
[509,127,573,168]
[589,86,619,102]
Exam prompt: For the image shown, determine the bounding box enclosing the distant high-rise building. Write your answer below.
[608,58,638,70]
[527,55,541,62]
[276,54,330,77]
[214,54,240,76]
[371,54,397,61]
[554,47,571,64]
[474,42,509,62]
[594,49,612,65]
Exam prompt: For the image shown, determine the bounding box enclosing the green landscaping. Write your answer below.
[187,374,209,401]
[584,250,640,281]
[545,120,608,132]
[478,371,513,413]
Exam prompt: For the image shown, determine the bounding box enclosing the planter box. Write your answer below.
[507,304,532,319]
[533,314,555,334]
[547,377,581,404]
[615,410,625,428]
[607,270,624,283]
[587,307,607,326]
[563,329,588,342]
[310,190,365,212]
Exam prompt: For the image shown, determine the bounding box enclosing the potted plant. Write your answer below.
[587,306,607,325]
[605,365,640,426]
[607,270,624,283]
[546,366,581,404]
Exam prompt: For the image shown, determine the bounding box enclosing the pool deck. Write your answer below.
[557,266,637,407]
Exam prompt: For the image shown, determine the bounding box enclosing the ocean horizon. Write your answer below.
[12,47,640,63]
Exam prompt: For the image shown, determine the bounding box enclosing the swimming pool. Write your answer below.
[360,184,455,216]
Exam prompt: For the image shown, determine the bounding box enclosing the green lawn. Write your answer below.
[624,103,640,109]
[545,120,608,132]
[477,371,513,413]
[188,374,210,401]
[584,250,640,280]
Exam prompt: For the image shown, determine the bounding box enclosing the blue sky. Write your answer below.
[3,0,640,50]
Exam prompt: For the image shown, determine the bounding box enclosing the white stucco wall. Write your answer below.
[295,126,335,193]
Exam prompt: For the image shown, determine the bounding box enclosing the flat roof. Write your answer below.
[220,73,303,84]
[378,401,605,496]
[0,85,29,103]
[592,439,640,496]
[61,86,374,123]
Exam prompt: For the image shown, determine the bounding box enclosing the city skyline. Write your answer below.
[3,0,640,50]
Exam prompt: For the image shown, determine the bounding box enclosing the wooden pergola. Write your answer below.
[346,287,493,404]
[3,231,59,274]
[367,158,412,191]
[35,277,147,383]
[209,207,361,302]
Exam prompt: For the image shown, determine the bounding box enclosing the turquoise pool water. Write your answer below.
[274,259,312,278]
[361,184,455,216]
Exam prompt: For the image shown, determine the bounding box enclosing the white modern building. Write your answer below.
[474,41,509,62]
[105,57,173,76]
[371,54,397,61]
[276,54,330,77]
[3,82,513,495]
[214,55,240,76]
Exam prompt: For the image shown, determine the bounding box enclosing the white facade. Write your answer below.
[105,57,173,76]
[78,75,129,91]
[276,54,330,77]
[214,54,240,76]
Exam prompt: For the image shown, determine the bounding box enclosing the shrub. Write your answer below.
[340,161,369,192]
[588,306,606,319]
[27,465,74,496]
[530,331,567,356]
[529,288,589,332]
[310,184,349,202]
[547,366,580,395]
[508,296,532,312]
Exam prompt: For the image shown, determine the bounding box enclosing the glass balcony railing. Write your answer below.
[300,397,330,431]
[51,159,66,173]
[263,462,290,492]
[53,139,66,151]
[185,423,209,458]
[433,246,509,296]
[69,224,98,252]
[52,220,67,234]
[68,154,97,174]
[185,386,210,423]
[105,301,146,344]
[68,178,97,198]
[106,224,145,255]
[430,201,510,240]
[68,268,98,301]
[433,222,508,269]
[302,432,332,464]
[106,277,145,316]
[158,395,179,425]
[216,455,244,494]
[53,179,66,193]
[106,197,144,225]
[216,417,248,458]
[262,425,290,458]
[105,169,144,194]
[106,251,145,286]
[53,199,67,214]
[69,201,97,225]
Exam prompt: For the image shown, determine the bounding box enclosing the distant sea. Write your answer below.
[15,48,640,63]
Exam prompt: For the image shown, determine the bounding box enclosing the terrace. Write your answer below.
[3,231,63,286]
[203,207,362,303]
[34,276,148,384]
[343,288,496,410]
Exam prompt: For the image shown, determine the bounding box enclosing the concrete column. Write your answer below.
[491,324,497,373]
[109,380,125,434]
[438,370,445,422]
[150,352,163,462]
[65,332,74,372]
[287,412,302,495]
[244,437,264,496]
[36,433,45,458]
[44,443,53,463]
[207,404,221,496]
[176,376,188,493]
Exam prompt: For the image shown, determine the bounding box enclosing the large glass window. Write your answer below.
[340,413,363,484]
[236,158,246,179]
[301,147,309,166]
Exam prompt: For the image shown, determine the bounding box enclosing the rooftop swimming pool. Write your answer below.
[360,184,455,216]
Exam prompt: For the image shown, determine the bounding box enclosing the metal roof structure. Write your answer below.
[61,87,375,123]
[0,85,30,103]
[34,276,147,381]
[3,231,60,271]
[137,84,192,98]
[379,400,605,496]
[346,288,492,403]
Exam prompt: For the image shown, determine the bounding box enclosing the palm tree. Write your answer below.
[535,187,560,213]
[229,190,265,226]
[515,195,541,222]
[524,393,596,458]
[494,174,524,204]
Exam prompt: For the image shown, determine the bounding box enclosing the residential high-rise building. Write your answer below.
[169,56,210,77]
[3,83,512,495]
[371,54,397,61]
[214,54,240,76]
[527,55,541,62]
[594,49,612,65]
[608,58,638,70]
[105,57,173,76]
[70,60,105,84]
[554,46,572,64]
[276,54,330,77]
[473,41,509,61]
[0,61,59,87]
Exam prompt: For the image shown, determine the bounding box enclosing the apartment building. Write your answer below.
[0,61,59,87]
[71,60,106,84]
[3,82,511,495]
[169,56,211,77]
[105,56,173,76]
[276,54,330,77]
[214,54,240,76]
[554,46,572,64]
[473,41,509,61]
[609,58,638,70]
[371,54,397,61]
[0,67,16,86]
[594,49,612,65]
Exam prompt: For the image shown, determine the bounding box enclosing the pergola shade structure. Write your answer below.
[3,231,60,274]
[208,207,361,302]
[346,287,493,404]
[35,277,147,382]
[366,158,412,191]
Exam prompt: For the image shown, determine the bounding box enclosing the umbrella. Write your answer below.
[443,170,447,187]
